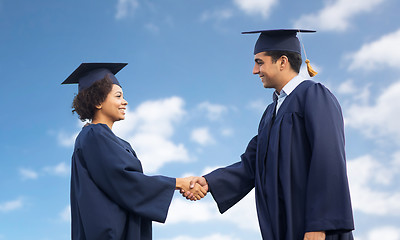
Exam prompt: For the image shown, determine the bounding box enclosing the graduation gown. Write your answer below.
[70,123,176,240]
[204,80,354,240]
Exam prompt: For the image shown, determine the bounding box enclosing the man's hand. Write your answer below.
[180,176,209,200]
[304,231,325,240]
[176,177,207,201]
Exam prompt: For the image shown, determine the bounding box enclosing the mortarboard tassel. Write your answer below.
[305,59,317,77]
[297,29,318,77]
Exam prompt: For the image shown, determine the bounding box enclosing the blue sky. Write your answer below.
[1,0,400,239]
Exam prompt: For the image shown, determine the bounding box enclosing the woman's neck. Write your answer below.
[91,117,114,130]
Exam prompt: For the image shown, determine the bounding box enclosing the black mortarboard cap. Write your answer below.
[242,29,316,55]
[62,63,128,92]
[242,29,318,77]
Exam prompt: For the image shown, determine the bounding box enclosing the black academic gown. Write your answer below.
[204,80,354,240]
[70,124,175,240]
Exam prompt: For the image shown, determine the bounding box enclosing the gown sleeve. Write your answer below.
[204,135,257,213]
[79,125,176,223]
[303,83,354,233]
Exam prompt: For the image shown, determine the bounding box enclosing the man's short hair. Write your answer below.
[264,51,302,73]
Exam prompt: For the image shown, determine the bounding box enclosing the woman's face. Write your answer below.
[97,84,128,123]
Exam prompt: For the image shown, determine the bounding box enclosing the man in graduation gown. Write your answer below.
[186,30,354,240]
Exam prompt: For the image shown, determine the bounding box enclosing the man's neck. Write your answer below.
[275,72,298,93]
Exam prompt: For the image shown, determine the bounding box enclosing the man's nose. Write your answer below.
[253,64,260,75]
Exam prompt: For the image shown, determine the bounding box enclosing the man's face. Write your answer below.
[252,52,281,89]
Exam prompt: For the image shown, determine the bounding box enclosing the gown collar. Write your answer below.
[273,75,305,101]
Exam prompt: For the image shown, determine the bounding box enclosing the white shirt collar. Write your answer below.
[281,75,304,96]
[273,75,305,101]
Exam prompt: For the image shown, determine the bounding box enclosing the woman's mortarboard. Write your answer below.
[62,63,128,92]
[242,29,318,77]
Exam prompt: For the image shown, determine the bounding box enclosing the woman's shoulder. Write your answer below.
[85,123,111,132]
[76,123,115,143]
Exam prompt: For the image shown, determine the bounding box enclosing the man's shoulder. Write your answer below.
[294,80,334,98]
[295,80,316,92]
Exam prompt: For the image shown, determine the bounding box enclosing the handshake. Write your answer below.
[176,176,208,201]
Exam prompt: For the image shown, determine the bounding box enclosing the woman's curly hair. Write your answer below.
[72,75,113,121]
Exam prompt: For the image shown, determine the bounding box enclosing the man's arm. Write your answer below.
[182,136,258,214]
[302,83,354,233]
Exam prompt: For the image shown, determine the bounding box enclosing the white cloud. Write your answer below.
[55,120,85,147]
[116,0,139,19]
[128,96,185,137]
[219,189,259,231]
[19,168,38,180]
[220,128,234,137]
[57,131,78,147]
[165,198,218,224]
[0,198,23,212]
[338,79,357,95]
[361,226,400,240]
[166,163,259,232]
[165,188,259,232]
[201,166,225,176]
[160,233,242,240]
[294,0,385,32]
[347,154,400,216]
[144,23,160,34]
[162,166,258,231]
[198,101,228,121]
[190,127,215,146]
[345,80,400,144]
[200,9,233,22]
[178,172,197,178]
[60,205,71,223]
[44,162,70,177]
[129,133,190,173]
[337,79,370,104]
[233,0,278,18]
[113,96,190,173]
[346,28,400,71]
[248,98,267,113]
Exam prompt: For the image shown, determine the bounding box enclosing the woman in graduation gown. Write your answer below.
[62,63,206,240]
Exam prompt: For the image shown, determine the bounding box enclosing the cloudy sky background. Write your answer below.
[1,0,400,239]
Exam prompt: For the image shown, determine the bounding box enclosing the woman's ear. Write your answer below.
[95,104,102,110]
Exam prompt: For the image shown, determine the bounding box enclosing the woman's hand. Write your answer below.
[176,177,207,201]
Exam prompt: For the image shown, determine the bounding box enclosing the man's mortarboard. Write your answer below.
[62,63,128,92]
[242,29,318,77]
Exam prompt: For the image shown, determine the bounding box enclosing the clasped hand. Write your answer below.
[178,176,208,201]
[176,177,208,201]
